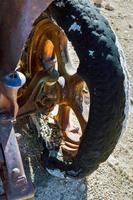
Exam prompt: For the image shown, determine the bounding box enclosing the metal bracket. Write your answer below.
[0,119,35,200]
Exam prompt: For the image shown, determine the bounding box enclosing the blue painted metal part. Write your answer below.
[3,71,26,88]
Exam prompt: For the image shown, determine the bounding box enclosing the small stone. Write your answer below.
[130,98,133,105]
[93,0,103,7]
[129,24,132,29]
[79,183,86,192]
[15,132,22,140]
[47,117,55,124]
[105,3,114,11]
[107,155,119,169]
[70,196,77,200]
[89,194,94,200]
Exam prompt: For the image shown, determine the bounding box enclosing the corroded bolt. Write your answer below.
[12,168,20,178]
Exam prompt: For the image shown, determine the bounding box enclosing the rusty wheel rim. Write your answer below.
[19,12,90,162]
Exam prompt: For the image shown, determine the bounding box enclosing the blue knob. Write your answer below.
[3,71,26,88]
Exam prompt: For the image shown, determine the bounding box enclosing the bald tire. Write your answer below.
[44,0,128,178]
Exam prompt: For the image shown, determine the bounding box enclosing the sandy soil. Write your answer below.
[1,0,133,199]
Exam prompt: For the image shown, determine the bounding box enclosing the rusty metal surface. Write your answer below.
[0,0,53,75]
[18,13,89,125]
[0,120,35,199]
[18,13,89,159]
[0,7,89,198]
[0,71,34,199]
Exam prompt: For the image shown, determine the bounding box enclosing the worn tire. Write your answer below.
[45,0,129,178]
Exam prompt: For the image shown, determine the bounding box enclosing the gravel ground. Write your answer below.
[0,0,133,199]
[86,1,133,199]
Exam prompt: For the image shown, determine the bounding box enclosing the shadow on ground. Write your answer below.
[14,118,88,200]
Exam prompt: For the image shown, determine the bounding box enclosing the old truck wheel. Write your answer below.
[47,0,129,178]
[20,0,129,178]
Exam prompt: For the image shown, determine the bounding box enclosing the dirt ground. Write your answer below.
[1,0,133,199]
